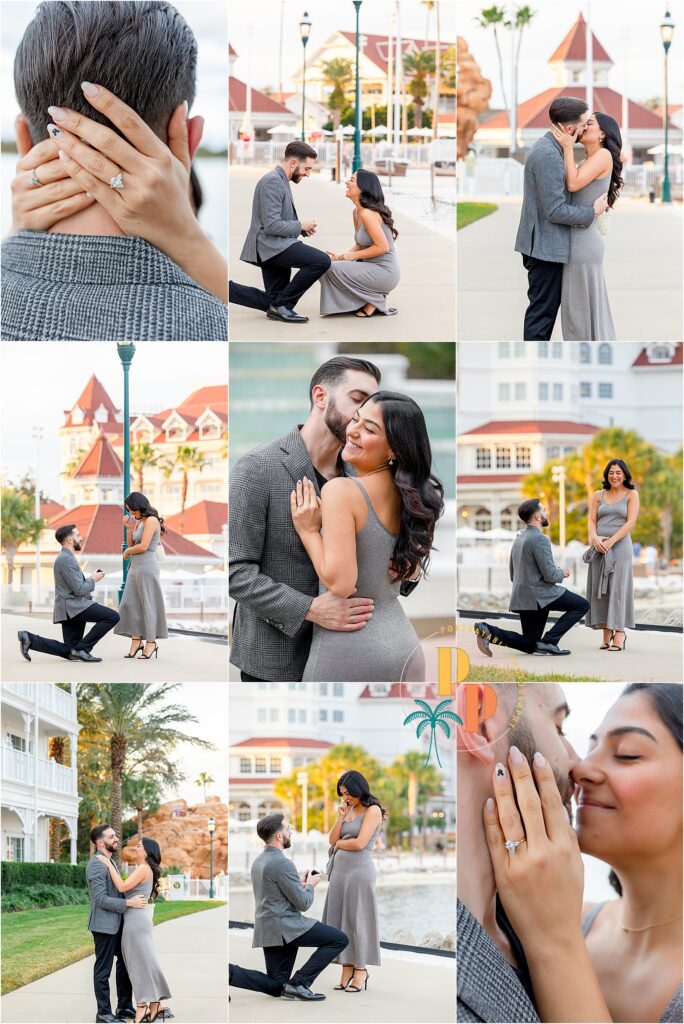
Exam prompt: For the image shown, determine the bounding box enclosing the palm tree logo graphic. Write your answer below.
[403,699,461,768]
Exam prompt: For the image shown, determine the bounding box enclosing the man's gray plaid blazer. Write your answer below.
[457,899,539,1023]
[229,426,322,681]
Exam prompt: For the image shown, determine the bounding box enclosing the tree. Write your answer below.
[475,7,509,112]
[195,771,215,803]
[507,5,535,153]
[403,50,435,130]
[1,488,44,583]
[386,751,444,848]
[122,776,162,836]
[129,442,161,493]
[161,446,207,533]
[421,1,441,138]
[322,57,353,130]
[76,684,214,862]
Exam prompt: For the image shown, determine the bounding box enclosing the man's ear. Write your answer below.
[15,115,33,157]
[187,115,204,161]
[456,684,497,765]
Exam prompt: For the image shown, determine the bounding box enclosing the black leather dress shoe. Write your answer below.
[266,304,308,323]
[70,649,103,662]
[473,622,493,657]
[534,641,571,656]
[281,983,325,1001]
[18,630,31,661]
[115,1008,136,1020]
[95,1013,123,1023]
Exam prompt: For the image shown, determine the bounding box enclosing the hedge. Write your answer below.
[2,884,91,913]
[1,862,87,891]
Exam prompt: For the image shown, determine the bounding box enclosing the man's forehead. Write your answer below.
[527,683,567,714]
[342,369,378,392]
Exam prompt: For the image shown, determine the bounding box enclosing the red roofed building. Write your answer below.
[229,737,334,822]
[476,12,681,160]
[165,500,227,557]
[229,43,297,141]
[64,432,124,507]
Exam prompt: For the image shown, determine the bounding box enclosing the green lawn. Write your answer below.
[466,665,602,683]
[1,900,226,994]
[457,201,498,230]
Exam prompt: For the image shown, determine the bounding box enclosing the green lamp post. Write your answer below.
[116,343,135,604]
[352,1,363,172]
[208,816,216,899]
[300,11,312,142]
[660,10,675,204]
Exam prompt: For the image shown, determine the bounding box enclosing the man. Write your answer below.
[229,813,348,1002]
[18,524,119,663]
[457,683,580,1022]
[229,356,381,681]
[474,498,589,657]
[514,96,608,340]
[2,1,226,341]
[87,823,146,1024]
[229,140,331,323]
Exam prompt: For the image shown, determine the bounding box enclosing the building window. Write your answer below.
[516,446,531,469]
[332,683,344,696]
[239,757,252,773]
[498,342,510,358]
[255,757,267,773]
[9,734,28,752]
[333,710,344,723]
[598,343,612,365]
[551,342,562,358]
[498,382,510,401]
[514,382,526,400]
[237,804,251,822]
[257,708,266,723]
[563,446,576,455]
[288,709,296,723]
[270,757,281,773]
[474,507,492,531]
[553,383,563,401]
[546,446,560,460]
[538,382,549,401]
[298,709,306,723]
[650,344,673,362]
[579,343,591,364]
[580,382,592,397]
[538,341,548,358]
[514,342,525,358]
[496,446,511,469]
[7,836,25,862]
[319,683,328,695]
[269,709,278,722]
[476,447,492,469]
[319,709,328,722]
[500,505,518,531]
[599,382,613,399]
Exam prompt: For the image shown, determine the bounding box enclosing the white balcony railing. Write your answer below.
[2,744,77,795]
[2,683,76,722]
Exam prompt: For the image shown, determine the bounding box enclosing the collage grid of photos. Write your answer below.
[0,2,682,1024]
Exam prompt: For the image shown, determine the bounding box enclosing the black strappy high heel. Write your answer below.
[125,641,144,659]
[140,643,159,659]
[148,1003,162,1023]
[345,968,369,993]
[334,965,355,990]
[136,1003,150,1023]
[599,630,614,650]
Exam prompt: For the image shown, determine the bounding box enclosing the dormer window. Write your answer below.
[199,421,220,440]
[648,344,675,363]
[94,404,109,424]
[71,406,85,425]
[166,425,186,441]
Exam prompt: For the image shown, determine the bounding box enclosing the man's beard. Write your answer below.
[103,838,118,852]
[291,164,305,183]
[72,540,82,551]
[509,718,575,823]
[282,835,292,850]
[540,516,549,528]
[325,398,350,445]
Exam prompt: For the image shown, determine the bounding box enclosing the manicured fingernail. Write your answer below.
[509,746,523,765]
[47,106,66,122]
[81,81,99,98]
[183,100,188,119]
[495,762,505,778]
[48,124,62,138]
[58,149,69,162]
[486,797,495,811]
[534,751,545,767]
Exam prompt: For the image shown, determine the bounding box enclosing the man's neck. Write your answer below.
[49,205,127,238]
[299,417,342,480]
[98,847,113,861]
[278,162,292,182]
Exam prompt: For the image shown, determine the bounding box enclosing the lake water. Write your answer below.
[1,153,227,256]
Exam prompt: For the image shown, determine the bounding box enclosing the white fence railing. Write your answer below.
[2,582,228,614]
[164,873,227,901]
[2,744,77,794]
[231,140,455,170]
[2,682,76,721]
[458,158,683,199]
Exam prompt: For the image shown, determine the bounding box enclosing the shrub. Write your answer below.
[1,862,86,892]
[1,884,91,912]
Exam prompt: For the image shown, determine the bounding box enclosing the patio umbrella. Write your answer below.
[406,127,433,138]
[368,125,388,136]
[267,123,296,135]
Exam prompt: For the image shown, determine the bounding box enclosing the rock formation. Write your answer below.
[122,796,227,877]
[457,37,492,159]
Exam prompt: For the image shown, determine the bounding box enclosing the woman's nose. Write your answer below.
[571,753,605,786]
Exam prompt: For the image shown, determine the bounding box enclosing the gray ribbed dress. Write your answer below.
[583,903,682,1022]
[122,875,171,1004]
[322,813,382,966]
[585,492,635,631]
[301,478,424,682]
[320,218,399,315]
[114,522,168,641]
[561,174,616,340]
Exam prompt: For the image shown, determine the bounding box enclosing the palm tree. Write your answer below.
[421,0,441,139]
[1,488,44,584]
[195,771,215,802]
[129,442,160,493]
[509,5,536,152]
[403,50,435,130]
[388,750,445,848]
[76,684,214,862]
[162,446,207,533]
[403,699,461,768]
[475,6,509,112]
[322,57,353,130]
[122,776,162,836]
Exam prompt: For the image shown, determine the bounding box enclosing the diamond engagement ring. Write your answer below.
[109,171,124,190]
[505,839,527,855]
[30,170,42,187]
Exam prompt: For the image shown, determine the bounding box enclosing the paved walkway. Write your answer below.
[3,612,227,683]
[229,928,454,1023]
[459,614,683,682]
[229,166,455,341]
[1,905,228,1023]
[457,198,683,340]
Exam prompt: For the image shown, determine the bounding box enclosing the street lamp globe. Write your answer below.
[299,10,312,43]
[208,816,216,835]
[661,9,675,50]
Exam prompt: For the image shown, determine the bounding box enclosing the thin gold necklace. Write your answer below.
[357,463,392,479]
[621,913,683,933]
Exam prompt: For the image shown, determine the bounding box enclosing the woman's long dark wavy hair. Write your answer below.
[337,770,387,820]
[142,837,162,902]
[595,113,624,209]
[359,392,444,583]
[601,458,635,491]
[356,168,398,240]
[124,491,166,534]
[608,684,682,895]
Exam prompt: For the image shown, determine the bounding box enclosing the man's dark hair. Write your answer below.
[15,1,197,145]
[284,140,317,161]
[256,812,285,844]
[90,823,112,846]
[55,524,76,545]
[548,96,589,126]
[308,356,381,407]
[518,498,542,523]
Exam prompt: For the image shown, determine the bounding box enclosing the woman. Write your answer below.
[484,683,682,1023]
[291,391,444,682]
[553,112,624,340]
[585,459,639,652]
[97,838,171,1024]
[320,170,400,318]
[10,85,227,302]
[114,492,168,659]
[323,771,384,994]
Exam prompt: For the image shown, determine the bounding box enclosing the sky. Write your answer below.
[459,0,684,110]
[0,342,228,498]
[169,682,228,805]
[229,0,457,92]
[0,1,229,150]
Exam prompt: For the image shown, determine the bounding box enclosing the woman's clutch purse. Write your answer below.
[596,211,610,237]
[156,543,166,562]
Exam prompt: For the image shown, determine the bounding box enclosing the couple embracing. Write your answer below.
[229,356,444,682]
